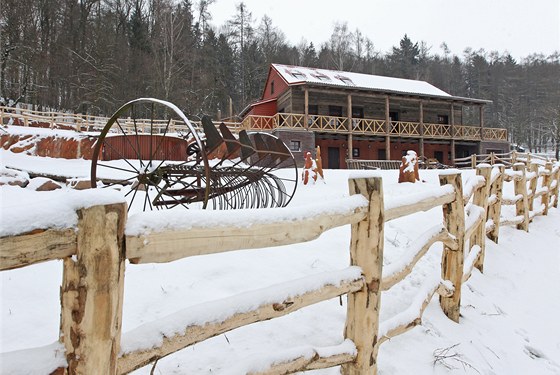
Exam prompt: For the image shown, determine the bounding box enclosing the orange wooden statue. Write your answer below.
[398,150,420,183]
[302,146,325,185]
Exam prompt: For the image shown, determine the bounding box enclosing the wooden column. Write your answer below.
[419,101,425,159]
[304,87,309,130]
[472,165,491,273]
[385,96,391,160]
[347,93,353,160]
[439,172,465,323]
[513,163,529,232]
[528,163,539,214]
[450,103,456,165]
[487,165,504,243]
[60,203,127,375]
[478,105,484,153]
[542,162,553,215]
[342,177,384,375]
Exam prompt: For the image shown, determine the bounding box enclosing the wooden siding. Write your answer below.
[102,134,189,161]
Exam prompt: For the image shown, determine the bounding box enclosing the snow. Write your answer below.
[273,64,452,98]
[0,185,125,236]
[1,149,560,374]
[126,195,367,236]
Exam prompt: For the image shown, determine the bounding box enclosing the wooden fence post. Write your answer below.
[513,163,529,232]
[552,164,560,208]
[527,163,539,214]
[472,165,491,273]
[487,165,504,243]
[542,162,553,216]
[439,172,465,323]
[511,150,517,164]
[471,154,476,169]
[60,203,127,375]
[342,177,384,375]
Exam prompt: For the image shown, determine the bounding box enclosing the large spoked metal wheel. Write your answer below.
[205,132,298,209]
[91,98,210,213]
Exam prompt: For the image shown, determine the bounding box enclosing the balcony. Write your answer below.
[240,113,508,142]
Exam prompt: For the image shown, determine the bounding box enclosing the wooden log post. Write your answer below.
[513,163,530,232]
[542,162,553,215]
[527,163,539,214]
[552,164,560,208]
[471,154,476,169]
[487,165,504,243]
[342,177,384,375]
[60,203,127,375]
[472,165,491,273]
[439,172,465,323]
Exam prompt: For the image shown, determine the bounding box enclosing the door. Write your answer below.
[328,147,340,169]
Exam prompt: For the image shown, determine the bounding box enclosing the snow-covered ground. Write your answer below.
[1,150,559,374]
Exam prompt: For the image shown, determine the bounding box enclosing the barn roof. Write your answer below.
[271,63,490,104]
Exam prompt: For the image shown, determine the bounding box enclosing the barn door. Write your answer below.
[328,147,340,169]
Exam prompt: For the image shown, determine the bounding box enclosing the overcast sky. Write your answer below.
[209,0,559,60]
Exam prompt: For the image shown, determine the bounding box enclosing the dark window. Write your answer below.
[378,148,387,160]
[389,111,399,121]
[308,104,318,115]
[329,105,343,117]
[353,148,360,157]
[352,106,364,118]
[289,140,301,152]
[270,81,275,95]
[437,115,449,124]
[434,150,444,163]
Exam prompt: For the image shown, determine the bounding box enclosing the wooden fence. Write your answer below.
[454,150,556,169]
[1,162,559,374]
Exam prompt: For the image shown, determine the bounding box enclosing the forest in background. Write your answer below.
[1,0,559,153]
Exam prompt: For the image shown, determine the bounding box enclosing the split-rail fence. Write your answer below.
[1,161,559,375]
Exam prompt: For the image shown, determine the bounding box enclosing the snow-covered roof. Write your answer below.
[272,63,452,99]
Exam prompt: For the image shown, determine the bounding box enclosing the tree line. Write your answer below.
[1,0,559,155]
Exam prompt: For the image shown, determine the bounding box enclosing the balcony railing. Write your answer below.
[242,114,508,142]
[0,106,508,142]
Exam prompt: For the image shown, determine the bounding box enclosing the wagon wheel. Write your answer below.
[90,98,210,213]
[206,132,298,209]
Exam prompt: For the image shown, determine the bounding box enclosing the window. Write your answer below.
[270,80,275,95]
[287,69,306,80]
[328,105,343,117]
[437,115,449,124]
[353,148,360,157]
[335,75,355,86]
[289,140,301,152]
[434,150,444,163]
[389,111,399,121]
[352,106,364,118]
[308,104,318,115]
[378,149,387,160]
[311,72,331,81]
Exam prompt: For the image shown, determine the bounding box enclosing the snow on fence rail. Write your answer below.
[454,150,557,169]
[1,164,559,375]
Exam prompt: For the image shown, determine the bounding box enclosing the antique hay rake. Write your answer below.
[90,98,297,212]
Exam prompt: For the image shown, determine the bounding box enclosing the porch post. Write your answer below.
[348,93,353,160]
[450,103,456,166]
[478,105,484,153]
[419,101,425,160]
[304,87,309,130]
[385,96,391,160]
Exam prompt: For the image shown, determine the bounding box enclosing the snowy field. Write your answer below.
[1,149,560,374]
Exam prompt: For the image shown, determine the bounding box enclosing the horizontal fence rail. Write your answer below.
[1,161,559,374]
